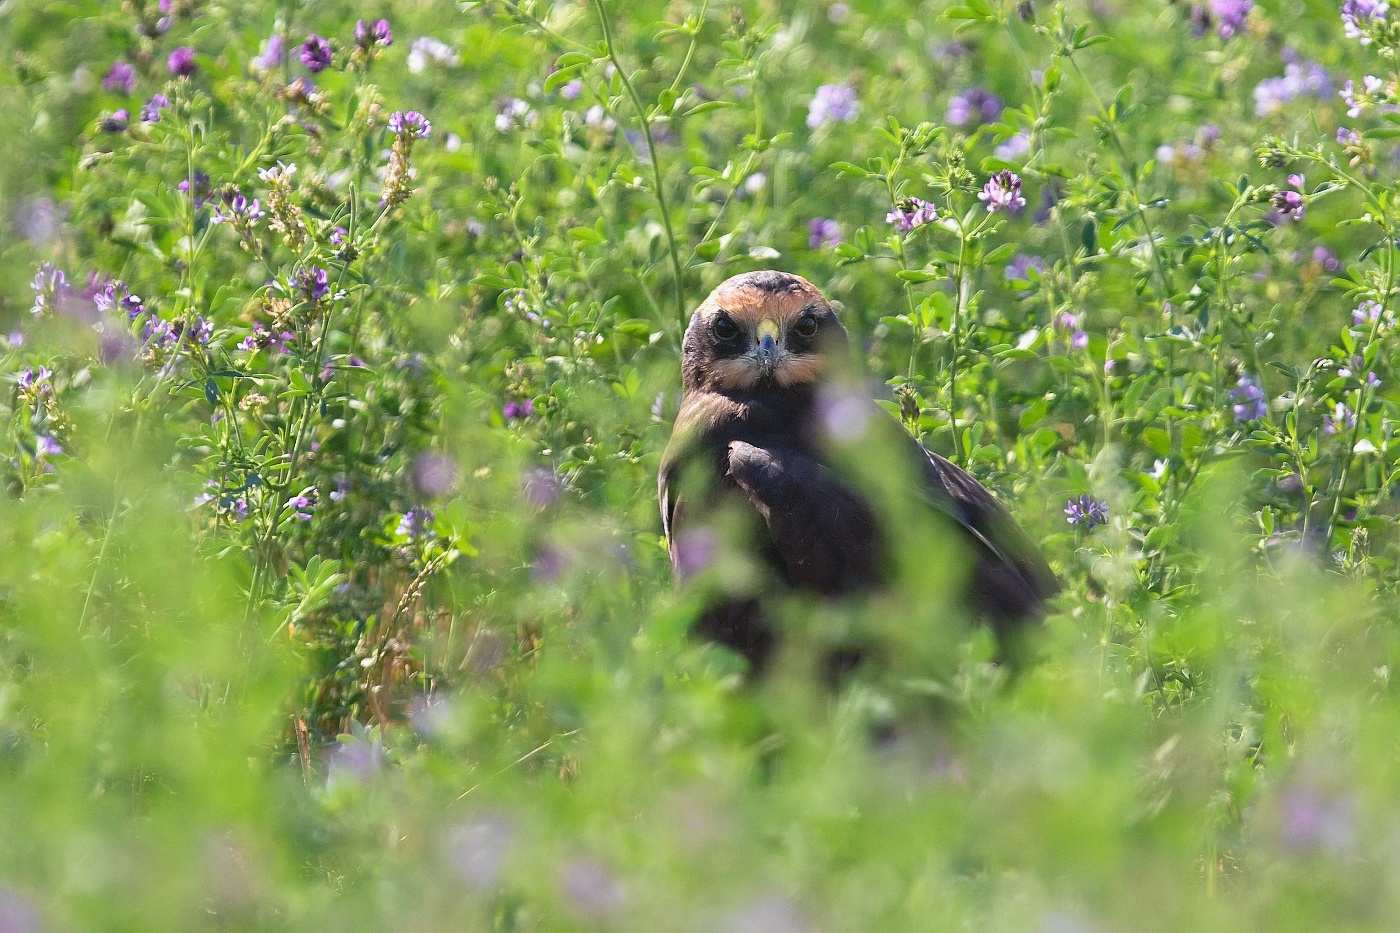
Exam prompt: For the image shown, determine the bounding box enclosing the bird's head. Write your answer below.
[681,271,849,394]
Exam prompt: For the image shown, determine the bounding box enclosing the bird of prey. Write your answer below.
[658,270,1058,673]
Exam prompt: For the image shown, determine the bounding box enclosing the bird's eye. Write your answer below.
[712,315,741,340]
[792,315,820,339]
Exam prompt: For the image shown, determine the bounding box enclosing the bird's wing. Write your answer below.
[725,440,883,594]
[913,443,1060,625]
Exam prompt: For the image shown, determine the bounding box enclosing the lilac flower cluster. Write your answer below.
[389,110,432,139]
[1341,75,1384,118]
[168,47,197,77]
[1352,299,1389,330]
[1254,59,1330,116]
[252,34,284,72]
[99,109,130,133]
[1342,0,1389,43]
[211,189,265,226]
[141,93,170,123]
[179,171,212,209]
[92,278,146,321]
[286,488,319,521]
[1271,174,1306,222]
[16,366,53,399]
[946,87,1002,127]
[807,218,843,249]
[1054,311,1089,350]
[102,61,136,94]
[807,83,860,128]
[239,321,294,354]
[979,170,1026,214]
[1229,374,1267,422]
[886,198,937,233]
[31,262,72,316]
[297,265,330,302]
[1064,494,1109,529]
[503,398,534,420]
[495,99,537,133]
[300,35,333,73]
[1324,402,1357,435]
[396,506,436,539]
[356,18,393,49]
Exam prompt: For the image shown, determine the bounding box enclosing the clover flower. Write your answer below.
[92,278,145,321]
[286,487,318,521]
[1208,0,1252,38]
[167,46,197,76]
[1342,0,1389,43]
[298,264,330,301]
[1340,75,1384,118]
[35,436,63,470]
[1229,374,1268,422]
[98,109,130,133]
[16,366,53,400]
[1064,494,1109,529]
[300,35,332,73]
[1270,174,1306,222]
[179,171,212,209]
[1253,59,1330,115]
[389,110,432,139]
[806,83,860,128]
[1005,254,1045,283]
[102,61,136,94]
[1324,402,1357,435]
[396,506,436,539]
[808,218,843,249]
[886,198,937,233]
[979,170,1026,214]
[995,131,1031,161]
[140,93,169,123]
[407,36,460,73]
[252,34,284,72]
[355,18,393,49]
[31,262,71,316]
[946,87,1002,127]
[503,398,534,420]
[494,98,537,133]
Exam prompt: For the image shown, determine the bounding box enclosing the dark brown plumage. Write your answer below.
[659,270,1058,673]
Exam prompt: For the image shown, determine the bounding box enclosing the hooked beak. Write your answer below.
[752,319,780,377]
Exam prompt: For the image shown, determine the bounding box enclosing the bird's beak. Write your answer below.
[753,319,780,376]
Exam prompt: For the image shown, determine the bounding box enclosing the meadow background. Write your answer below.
[2,0,1399,929]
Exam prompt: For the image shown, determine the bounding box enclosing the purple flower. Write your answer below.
[252,34,284,71]
[946,87,1002,127]
[98,109,130,133]
[31,262,70,316]
[389,110,432,139]
[1353,299,1386,327]
[673,525,719,579]
[1253,60,1330,115]
[560,78,583,100]
[1271,175,1305,221]
[979,170,1026,214]
[102,61,136,94]
[995,131,1031,161]
[1323,402,1357,435]
[1338,126,1362,146]
[886,197,937,233]
[1005,253,1045,282]
[1343,0,1389,43]
[1208,0,1252,38]
[300,35,332,73]
[494,98,536,133]
[522,466,560,507]
[807,217,843,249]
[503,398,534,420]
[167,46,197,77]
[212,190,265,225]
[1278,786,1354,852]
[1064,494,1109,529]
[36,435,63,463]
[396,506,436,539]
[140,93,170,123]
[179,171,211,208]
[297,265,330,301]
[1312,246,1341,271]
[1340,75,1384,118]
[412,453,460,497]
[355,18,393,48]
[1229,374,1267,422]
[286,488,318,521]
[807,83,861,128]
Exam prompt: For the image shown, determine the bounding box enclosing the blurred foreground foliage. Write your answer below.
[2,0,1400,930]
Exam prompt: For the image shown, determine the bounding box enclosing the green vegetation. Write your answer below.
[2,0,1399,929]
